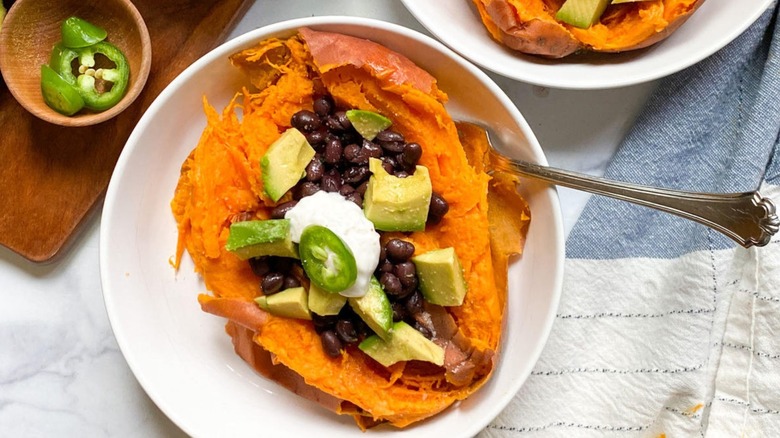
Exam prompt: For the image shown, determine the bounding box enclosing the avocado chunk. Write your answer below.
[308,283,347,316]
[363,158,432,232]
[412,247,468,306]
[555,0,610,29]
[348,277,392,340]
[359,321,445,367]
[261,128,316,202]
[346,109,392,141]
[225,219,299,260]
[255,287,312,320]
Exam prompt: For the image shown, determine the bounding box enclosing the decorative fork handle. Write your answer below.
[489,150,780,248]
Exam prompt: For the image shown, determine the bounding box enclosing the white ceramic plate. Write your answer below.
[100,16,564,437]
[401,0,774,89]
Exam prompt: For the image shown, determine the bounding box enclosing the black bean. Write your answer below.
[324,138,343,164]
[394,262,417,287]
[291,110,321,132]
[313,96,333,117]
[356,181,369,196]
[321,173,342,193]
[339,184,355,196]
[297,181,320,198]
[375,129,404,143]
[394,170,409,178]
[362,139,383,159]
[335,111,352,130]
[386,239,415,262]
[392,302,407,322]
[312,313,339,329]
[325,111,351,132]
[344,192,363,208]
[348,148,369,165]
[380,272,403,296]
[379,244,387,262]
[270,200,298,219]
[335,320,358,344]
[261,272,284,295]
[283,275,301,289]
[320,330,343,358]
[399,278,417,298]
[248,257,270,277]
[325,115,343,132]
[343,166,370,184]
[405,290,424,315]
[305,159,324,182]
[428,192,449,219]
[343,143,361,162]
[305,128,327,146]
[381,142,405,154]
[378,259,393,273]
[399,142,422,168]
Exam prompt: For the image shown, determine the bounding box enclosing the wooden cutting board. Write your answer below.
[0,0,252,262]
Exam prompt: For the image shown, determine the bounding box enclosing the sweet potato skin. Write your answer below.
[473,0,706,58]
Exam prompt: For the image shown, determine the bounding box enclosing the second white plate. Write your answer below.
[401,0,774,89]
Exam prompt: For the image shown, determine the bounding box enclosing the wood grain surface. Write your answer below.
[0,0,252,262]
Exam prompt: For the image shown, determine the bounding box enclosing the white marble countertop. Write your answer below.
[0,1,656,436]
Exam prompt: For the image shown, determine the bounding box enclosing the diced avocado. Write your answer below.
[261,128,316,202]
[261,287,311,320]
[348,277,392,340]
[412,247,468,306]
[358,321,445,367]
[555,0,610,29]
[363,158,432,232]
[225,219,299,260]
[345,109,392,141]
[254,295,270,311]
[308,283,347,316]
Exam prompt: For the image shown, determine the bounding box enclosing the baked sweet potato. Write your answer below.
[171,28,530,429]
[473,0,705,57]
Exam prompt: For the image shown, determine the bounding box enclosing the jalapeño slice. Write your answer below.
[61,16,107,48]
[299,225,357,293]
[40,65,85,116]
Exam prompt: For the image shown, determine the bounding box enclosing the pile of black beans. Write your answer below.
[253,96,455,358]
[249,256,301,294]
[375,239,432,338]
[279,93,449,224]
[310,238,430,358]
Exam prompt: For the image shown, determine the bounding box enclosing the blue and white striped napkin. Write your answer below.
[484,4,780,437]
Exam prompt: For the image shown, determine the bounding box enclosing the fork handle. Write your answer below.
[497,158,779,248]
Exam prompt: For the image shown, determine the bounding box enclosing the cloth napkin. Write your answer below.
[483,4,780,437]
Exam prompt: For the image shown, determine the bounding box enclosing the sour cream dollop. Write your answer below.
[285,191,380,298]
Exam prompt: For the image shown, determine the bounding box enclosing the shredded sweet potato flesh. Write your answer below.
[172,31,530,428]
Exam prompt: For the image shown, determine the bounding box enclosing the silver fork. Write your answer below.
[462,122,780,248]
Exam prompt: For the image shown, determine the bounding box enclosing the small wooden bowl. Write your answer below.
[0,0,151,127]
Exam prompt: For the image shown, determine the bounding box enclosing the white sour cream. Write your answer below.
[285,191,380,297]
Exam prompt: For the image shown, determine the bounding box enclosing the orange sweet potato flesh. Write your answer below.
[172,28,530,428]
[473,0,705,58]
